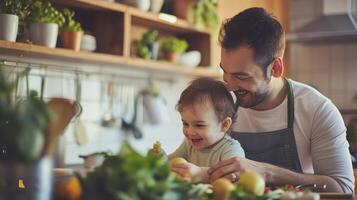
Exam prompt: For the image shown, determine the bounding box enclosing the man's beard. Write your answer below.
[234,88,269,108]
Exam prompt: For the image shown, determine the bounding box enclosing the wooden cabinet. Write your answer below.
[0,0,219,77]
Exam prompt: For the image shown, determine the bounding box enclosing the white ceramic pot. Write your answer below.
[80,34,97,52]
[119,0,150,11]
[149,0,164,14]
[29,22,59,48]
[179,50,202,68]
[0,14,19,42]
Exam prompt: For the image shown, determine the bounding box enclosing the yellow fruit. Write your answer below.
[237,172,265,196]
[169,157,187,168]
[169,157,191,182]
[55,176,82,200]
[212,178,235,200]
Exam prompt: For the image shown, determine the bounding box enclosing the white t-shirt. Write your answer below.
[169,135,245,167]
[232,79,354,193]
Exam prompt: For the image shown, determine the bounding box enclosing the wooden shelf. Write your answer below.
[52,0,127,12]
[129,8,210,35]
[0,40,219,78]
[52,0,209,35]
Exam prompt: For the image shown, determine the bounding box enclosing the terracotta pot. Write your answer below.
[164,51,180,63]
[172,0,196,20]
[60,32,83,51]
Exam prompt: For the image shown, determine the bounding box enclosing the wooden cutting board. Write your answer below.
[319,193,355,199]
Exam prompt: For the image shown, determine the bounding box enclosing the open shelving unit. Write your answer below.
[0,0,218,77]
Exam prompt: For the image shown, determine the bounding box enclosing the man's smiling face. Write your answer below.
[220,46,272,108]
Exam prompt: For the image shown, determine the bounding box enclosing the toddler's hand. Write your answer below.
[171,162,208,183]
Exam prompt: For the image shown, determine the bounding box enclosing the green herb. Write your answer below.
[61,8,82,32]
[28,0,65,26]
[0,0,33,22]
[137,30,159,60]
[188,0,220,31]
[161,37,188,54]
[0,67,52,162]
[142,30,159,45]
[80,140,212,200]
[137,43,151,60]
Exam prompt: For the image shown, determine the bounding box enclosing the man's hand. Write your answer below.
[208,157,265,182]
[207,156,344,192]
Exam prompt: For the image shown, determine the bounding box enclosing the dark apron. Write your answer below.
[231,78,302,172]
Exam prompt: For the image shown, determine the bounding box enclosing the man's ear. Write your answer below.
[221,117,232,132]
[270,57,284,78]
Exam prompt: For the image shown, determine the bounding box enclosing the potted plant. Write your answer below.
[173,0,219,31]
[60,8,83,51]
[161,37,188,63]
[188,0,220,31]
[0,0,25,41]
[0,68,53,200]
[137,30,160,60]
[28,0,64,48]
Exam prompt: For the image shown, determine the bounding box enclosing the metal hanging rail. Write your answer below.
[0,59,176,85]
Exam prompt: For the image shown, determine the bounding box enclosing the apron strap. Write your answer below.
[286,78,294,129]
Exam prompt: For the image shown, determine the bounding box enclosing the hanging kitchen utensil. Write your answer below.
[101,81,117,127]
[41,98,80,156]
[74,73,88,145]
[121,86,143,139]
[40,74,45,100]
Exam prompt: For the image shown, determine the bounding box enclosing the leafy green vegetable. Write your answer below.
[80,140,212,200]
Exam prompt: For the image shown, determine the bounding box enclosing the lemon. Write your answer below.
[169,157,187,168]
[237,172,265,196]
[169,157,191,182]
[212,178,235,200]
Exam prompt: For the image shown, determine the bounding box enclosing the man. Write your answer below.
[208,7,354,193]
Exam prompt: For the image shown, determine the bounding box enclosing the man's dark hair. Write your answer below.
[176,78,235,122]
[219,7,285,75]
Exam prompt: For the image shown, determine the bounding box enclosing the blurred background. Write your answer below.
[0,0,356,168]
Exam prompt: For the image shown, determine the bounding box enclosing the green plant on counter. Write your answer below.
[161,37,188,53]
[188,0,220,31]
[0,67,52,163]
[28,0,65,26]
[61,8,82,32]
[80,140,212,200]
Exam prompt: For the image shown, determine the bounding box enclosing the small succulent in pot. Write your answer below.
[60,8,83,51]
